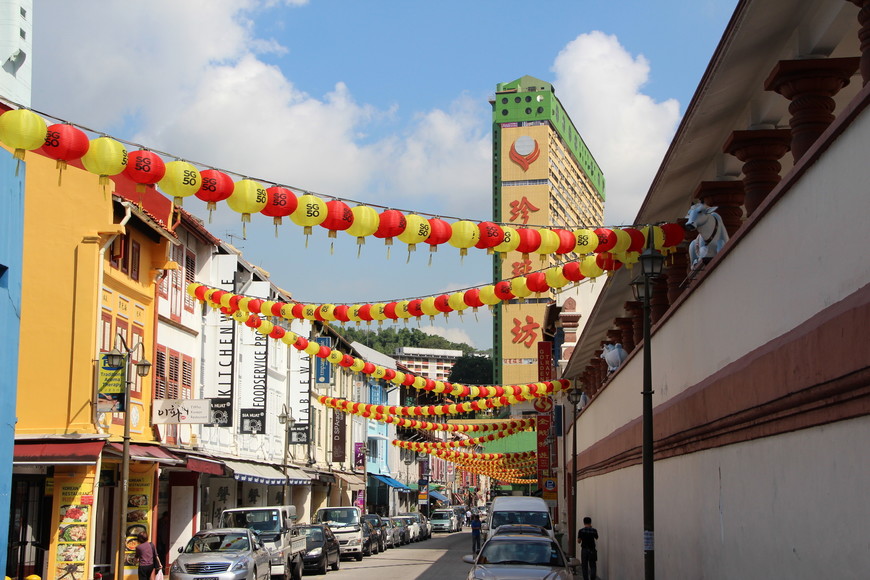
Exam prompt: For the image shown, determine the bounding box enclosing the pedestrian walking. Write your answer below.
[135,531,163,580]
[576,516,599,580]
[470,514,482,554]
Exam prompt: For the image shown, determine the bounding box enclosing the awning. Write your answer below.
[285,467,313,485]
[366,433,389,441]
[106,443,184,465]
[14,440,105,464]
[370,474,411,491]
[334,472,366,490]
[223,460,288,485]
[185,456,225,475]
[429,490,449,503]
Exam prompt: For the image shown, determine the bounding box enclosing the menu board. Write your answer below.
[52,467,96,580]
[123,468,156,570]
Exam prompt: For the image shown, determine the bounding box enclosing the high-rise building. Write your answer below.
[490,76,605,386]
[0,1,33,107]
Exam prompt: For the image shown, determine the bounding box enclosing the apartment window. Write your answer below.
[109,235,125,269]
[100,312,112,352]
[154,349,167,400]
[183,250,196,312]
[181,356,193,399]
[167,351,180,399]
[169,244,184,321]
[130,241,141,282]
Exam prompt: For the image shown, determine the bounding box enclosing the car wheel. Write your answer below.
[354,553,363,562]
[330,553,340,571]
[318,555,328,575]
[379,539,385,552]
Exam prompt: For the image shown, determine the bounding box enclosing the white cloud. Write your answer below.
[420,325,476,348]
[551,31,681,226]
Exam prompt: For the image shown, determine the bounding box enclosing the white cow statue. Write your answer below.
[685,202,729,270]
[601,343,628,373]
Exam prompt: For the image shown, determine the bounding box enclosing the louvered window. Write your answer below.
[183,251,196,312]
[154,349,167,400]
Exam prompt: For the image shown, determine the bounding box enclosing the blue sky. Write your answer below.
[31,0,737,349]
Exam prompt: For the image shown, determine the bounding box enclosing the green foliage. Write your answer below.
[447,354,494,385]
[337,326,478,356]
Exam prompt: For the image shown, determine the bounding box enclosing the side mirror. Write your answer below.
[177,547,183,553]
[462,555,476,564]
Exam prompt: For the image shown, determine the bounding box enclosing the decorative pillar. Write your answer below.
[615,317,636,353]
[625,301,644,349]
[665,245,690,305]
[592,352,606,386]
[694,180,746,237]
[650,276,670,325]
[764,57,860,161]
[723,129,792,217]
[849,0,870,85]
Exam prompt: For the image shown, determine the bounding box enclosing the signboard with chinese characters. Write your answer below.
[354,442,365,469]
[536,411,553,487]
[123,467,157,571]
[501,302,549,385]
[152,399,212,424]
[332,410,346,463]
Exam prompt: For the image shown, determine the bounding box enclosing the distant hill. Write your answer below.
[338,326,481,357]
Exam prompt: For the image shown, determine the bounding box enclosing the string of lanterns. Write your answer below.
[0,104,685,259]
[387,424,530,449]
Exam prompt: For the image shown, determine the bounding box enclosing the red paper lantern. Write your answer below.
[339,354,355,367]
[407,299,424,318]
[525,272,549,294]
[425,218,453,254]
[317,345,331,358]
[333,305,350,323]
[357,304,374,322]
[554,229,577,254]
[593,228,617,253]
[661,222,686,248]
[433,294,453,314]
[269,326,286,339]
[271,302,285,317]
[247,299,263,313]
[493,281,515,301]
[373,209,407,246]
[475,221,504,252]
[384,302,399,320]
[291,303,306,319]
[41,123,90,185]
[562,261,585,282]
[624,227,646,253]
[320,199,354,238]
[261,186,298,230]
[123,149,166,194]
[195,169,235,221]
[463,289,484,309]
[595,251,623,272]
[515,228,542,256]
[293,336,308,350]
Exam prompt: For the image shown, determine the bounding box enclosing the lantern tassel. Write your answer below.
[330,241,335,255]
[305,234,310,248]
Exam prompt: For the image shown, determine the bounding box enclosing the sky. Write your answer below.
[30,0,737,349]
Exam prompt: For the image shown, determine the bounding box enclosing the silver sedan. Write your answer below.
[169,528,271,580]
[462,534,580,580]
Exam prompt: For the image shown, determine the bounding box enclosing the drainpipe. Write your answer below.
[92,201,133,428]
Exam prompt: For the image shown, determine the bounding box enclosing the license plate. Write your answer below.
[196,577,219,580]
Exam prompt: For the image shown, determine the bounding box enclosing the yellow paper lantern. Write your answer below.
[319,304,337,321]
[81,136,128,190]
[327,350,343,364]
[536,228,561,259]
[256,320,274,335]
[304,342,321,356]
[232,310,247,322]
[391,371,405,384]
[260,300,276,316]
[395,301,412,320]
[302,305,319,320]
[545,266,569,289]
[227,179,267,236]
[371,303,387,323]
[238,297,252,311]
[448,292,469,312]
[612,228,632,254]
[158,160,200,207]
[397,214,431,253]
[345,205,379,248]
[372,366,386,379]
[448,220,480,256]
[351,358,366,372]
[0,108,47,164]
[290,194,328,235]
[421,296,440,318]
[573,228,599,254]
[413,376,427,389]
[510,276,533,299]
[347,305,362,323]
[580,254,605,278]
[281,332,298,345]
[479,285,501,306]
[494,226,520,255]
[640,225,666,251]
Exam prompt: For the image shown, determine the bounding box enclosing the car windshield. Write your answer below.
[223,510,281,535]
[478,539,564,567]
[362,516,380,526]
[491,511,552,530]
[431,513,450,520]
[185,533,250,553]
[299,527,324,542]
[317,509,359,526]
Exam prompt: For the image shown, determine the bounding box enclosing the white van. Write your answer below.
[486,496,554,540]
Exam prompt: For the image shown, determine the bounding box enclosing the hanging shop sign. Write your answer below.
[97,353,127,413]
[314,336,332,384]
[152,399,212,424]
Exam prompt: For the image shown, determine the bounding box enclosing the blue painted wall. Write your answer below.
[366,381,389,474]
[0,149,25,571]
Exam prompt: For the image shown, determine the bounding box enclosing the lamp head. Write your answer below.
[105,348,125,368]
[135,358,152,378]
[638,247,665,278]
[567,387,584,406]
[630,275,648,301]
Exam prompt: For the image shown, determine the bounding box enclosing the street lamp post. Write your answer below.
[278,405,296,504]
[630,231,665,580]
[566,386,586,558]
[403,451,415,512]
[105,339,151,580]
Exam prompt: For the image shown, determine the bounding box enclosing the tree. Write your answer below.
[447,354,493,385]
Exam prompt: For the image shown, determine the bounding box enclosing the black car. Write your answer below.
[360,519,375,556]
[298,524,340,575]
[361,514,388,552]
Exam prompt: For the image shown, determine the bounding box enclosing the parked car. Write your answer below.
[395,516,419,542]
[486,496,553,541]
[169,528,271,580]
[491,524,549,537]
[389,517,410,546]
[462,532,579,580]
[397,513,424,541]
[218,505,306,580]
[380,518,396,548]
[297,524,340,575]
[313,506,365,561]
[361,514,388,552]
[419,515,432,539]
[429,509,459,533]
[360,519,376,556]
